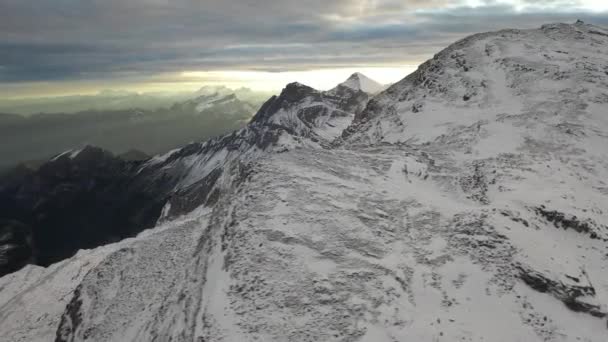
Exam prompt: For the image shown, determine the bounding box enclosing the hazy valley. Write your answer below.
[0,86,273,170]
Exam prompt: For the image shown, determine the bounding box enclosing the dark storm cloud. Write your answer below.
[0,0,607,82]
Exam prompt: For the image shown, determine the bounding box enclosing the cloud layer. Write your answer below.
[0,0,607,86]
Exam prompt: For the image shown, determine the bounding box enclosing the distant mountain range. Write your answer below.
[0,86,273,170]
[0,87,274,116]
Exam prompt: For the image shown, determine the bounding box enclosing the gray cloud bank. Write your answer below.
[0,0,607,83]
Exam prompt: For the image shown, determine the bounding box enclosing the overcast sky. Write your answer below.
[1,0,607,97]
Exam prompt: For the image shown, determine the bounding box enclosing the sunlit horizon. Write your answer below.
[180,66,419,92]
[0,66,421,100]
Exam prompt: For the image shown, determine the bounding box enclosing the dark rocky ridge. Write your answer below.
[0,142,232,277]
[0,219,34,276]
[0,146,169,273]
[517,265,607,318]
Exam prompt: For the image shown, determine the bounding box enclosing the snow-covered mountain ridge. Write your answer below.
[1,22,608,342]
[344,21,608,146]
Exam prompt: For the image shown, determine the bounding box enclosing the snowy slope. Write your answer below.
[1,22,608,342]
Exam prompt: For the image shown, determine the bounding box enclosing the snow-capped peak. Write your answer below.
[336,72,384,94]
[194,93,238,112]
[194,85,232,97]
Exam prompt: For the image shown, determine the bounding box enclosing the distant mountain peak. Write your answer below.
[194,85,232,97]
[349,72,366,79]
[335,72,384,94]
[97,89,137,97]
[284,82,314,91]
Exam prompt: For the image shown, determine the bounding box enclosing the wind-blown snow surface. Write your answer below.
[2,22,608,342]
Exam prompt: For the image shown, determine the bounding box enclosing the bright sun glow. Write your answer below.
[580,0,608,11]
[462,0,608,12]
[180,67,419,91]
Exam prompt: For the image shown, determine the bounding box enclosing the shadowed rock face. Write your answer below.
[517,265,607,318]
[0,146,169,274]
[0,143,237,277]
[0,219,34,276]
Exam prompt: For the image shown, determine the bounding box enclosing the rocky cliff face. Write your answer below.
[0,146,167,272]
[1,23,608,342]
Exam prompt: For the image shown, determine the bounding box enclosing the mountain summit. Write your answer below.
[334,72,384,94]
[1,22,608,342]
